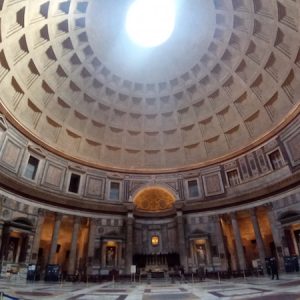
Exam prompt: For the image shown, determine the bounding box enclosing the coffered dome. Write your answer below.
[0,0,299,172]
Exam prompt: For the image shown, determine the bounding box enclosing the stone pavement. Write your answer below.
[0,273,300,299]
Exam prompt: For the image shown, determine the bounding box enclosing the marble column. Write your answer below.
[205,238,213,266]
[1,226,11,262]
[214,215,228,270]
[290,227,299,256]
[230,212,246,270]
[267,204,285,270]
[87,218,97,265]
[176,210,188,271]
[0,220,4,258]
[0,197,3,253]
[48,213,62,265]
[125,213,134,274]
[162,225,168,253]
[101,240,106,268]
[31,209,45,263]
[67,216,81,275]
[25,234,34,263]
[190,241,196,267]
[117,241,123,267]
[249,208,267,274]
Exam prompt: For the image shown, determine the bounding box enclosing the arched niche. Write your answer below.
[132,185,176,213]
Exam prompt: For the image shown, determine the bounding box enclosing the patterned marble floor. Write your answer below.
[1,274,300,300]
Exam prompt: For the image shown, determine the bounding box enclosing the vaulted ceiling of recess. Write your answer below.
[134,186,176,212]
[0,0,299,172]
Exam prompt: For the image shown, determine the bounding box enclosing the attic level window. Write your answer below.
[24,156,39,180]
[268,149,284,170]
[68,173,81,194]
[187,180,199,198]
[125,0,176,48]
[109,182,120,200]
[227,169,240,186]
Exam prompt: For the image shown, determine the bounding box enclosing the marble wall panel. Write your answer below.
[247,153,259,176]
[85,175,104,199]
[284,131,300,166]
[255,148,269,173]
[0,136,24,173]
[238,156,250,180]
[0,117,7,142]
[41,161,66,190]
[202,172,224,196]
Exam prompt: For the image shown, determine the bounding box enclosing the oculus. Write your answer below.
[125,0,176,48]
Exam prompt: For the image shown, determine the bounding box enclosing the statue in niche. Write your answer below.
[196,244,206,264]
[6,238,18,262]
[106,246,116,266]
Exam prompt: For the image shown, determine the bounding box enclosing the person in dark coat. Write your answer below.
[197,266,205,281]
[179,266,185,282]
[270,257,279,280]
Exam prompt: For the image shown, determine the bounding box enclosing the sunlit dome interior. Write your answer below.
[0,0,299,172]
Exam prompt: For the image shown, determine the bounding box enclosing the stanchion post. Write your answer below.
[60,272,63,288]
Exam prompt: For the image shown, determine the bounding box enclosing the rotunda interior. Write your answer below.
[0,0,299,285]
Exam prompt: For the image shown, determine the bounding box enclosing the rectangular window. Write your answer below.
[24,156,39,180]
[68,173,81,193]
[187,180,199,198]
[109,182,120,200]
[227,169,240,186]
[268,150,284,170]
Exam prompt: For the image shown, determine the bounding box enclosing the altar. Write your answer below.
[144,254,168,272]
[133,253,180,280]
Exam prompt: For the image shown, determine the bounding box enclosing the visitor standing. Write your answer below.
[270,257,279,280]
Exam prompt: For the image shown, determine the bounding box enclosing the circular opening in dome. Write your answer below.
[125,0,177,48]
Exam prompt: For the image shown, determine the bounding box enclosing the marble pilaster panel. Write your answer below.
[176,210,188,271]
[125,214,133,274]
